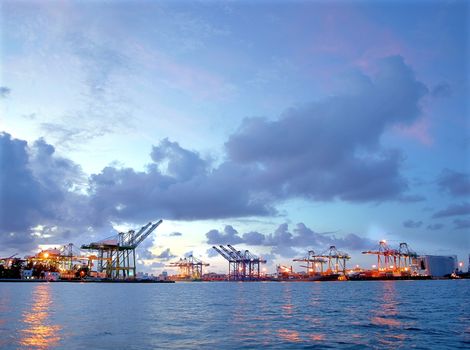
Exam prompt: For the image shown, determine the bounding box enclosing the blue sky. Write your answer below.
[0,0,469,273]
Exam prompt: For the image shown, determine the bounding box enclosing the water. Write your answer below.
[0,280,469,349]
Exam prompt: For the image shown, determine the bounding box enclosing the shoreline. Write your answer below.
[1,277,467,283]
[0,279,175,283]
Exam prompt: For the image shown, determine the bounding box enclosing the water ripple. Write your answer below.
[0,280,468,349]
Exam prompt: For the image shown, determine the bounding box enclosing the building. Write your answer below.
[413,255,457,277]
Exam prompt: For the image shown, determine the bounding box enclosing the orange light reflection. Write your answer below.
[278,329,301,342]
[310,334,325,341]
[19,284,62,349]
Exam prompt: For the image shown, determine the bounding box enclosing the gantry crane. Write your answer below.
[293,250,327,276]
[362,240,398,272]
[316,246,350,275]
[212,245,266,281]
[212,245,239,280]
[81,220,162,279]
[398,242,417,270]
[168,255,209,280]
[362,240,417,274]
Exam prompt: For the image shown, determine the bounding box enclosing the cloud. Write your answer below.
[432,202,470,218]
[0,132,45,232]
[437,169,470,197]
[403,220,423,228]
[206,222,375,257]
[137,235,158,260]
[0,133,87,231]
[4,56,426,238]
[225,55,427,202]
[154,248,176,261]
[40,122,111,149]
[148,262,165,269]
[138,249,158,260]
[206,225,243,245]
[242,231,266,245]
[427,223,444,231]
[0,86,11,98]
[431,82,452,98]
[37,32,135,147]
[0,132,274,254]
[206,247,219,258]
[169,232,183,237]
[150,138,206,181]
[454,219,470,230]
[0,56,432,254]
[0,132,102,254]
[88,139,276,222]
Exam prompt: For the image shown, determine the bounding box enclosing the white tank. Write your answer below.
[414,255,457,277]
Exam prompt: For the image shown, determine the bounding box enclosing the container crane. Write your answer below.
[293,250,327,276]
[212,245,266,281]
[317,246,350,275]
[81,220,162,279]
[168,255,209,280]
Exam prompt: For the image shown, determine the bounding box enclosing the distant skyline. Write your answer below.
[0,0,469,273]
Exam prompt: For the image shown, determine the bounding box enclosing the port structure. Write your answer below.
[316,246,351,275]
[27,244,88,270]
[57,243,89,273]
[21,244,91,279]
[212,244,267,281]
[362,241,417,274]
[81,220,162,279]
[293,250,327,276]
[168,255,209,280]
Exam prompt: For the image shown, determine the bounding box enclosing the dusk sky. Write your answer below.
[0,0,469,273]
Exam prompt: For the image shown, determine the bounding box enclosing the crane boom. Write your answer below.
[131,222,152,244]
[133,220,162,247]
[219,245,238,260]
[212,246,233,261]
[227,244,243,259]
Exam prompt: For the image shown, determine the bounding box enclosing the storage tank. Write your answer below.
[413,255,457,277]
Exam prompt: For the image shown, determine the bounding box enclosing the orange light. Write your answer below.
[43,253,49,258]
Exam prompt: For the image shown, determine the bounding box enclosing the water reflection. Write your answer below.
[278,329,301,342]
[276,284,306,343]
[305,287,325,342]
[372,282,400,325]
[19,284,61,349]
[0,287,11,347]
[309,334,325,341]
[371,282,407,347]
[281,284,293,319]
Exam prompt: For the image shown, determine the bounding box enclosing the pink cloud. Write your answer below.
[129,40,235,101]
[393,117,434,146]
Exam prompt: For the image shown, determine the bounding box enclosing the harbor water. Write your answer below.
[0,280,469,349]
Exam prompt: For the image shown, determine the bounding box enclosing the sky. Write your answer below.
[0,0,469,274]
